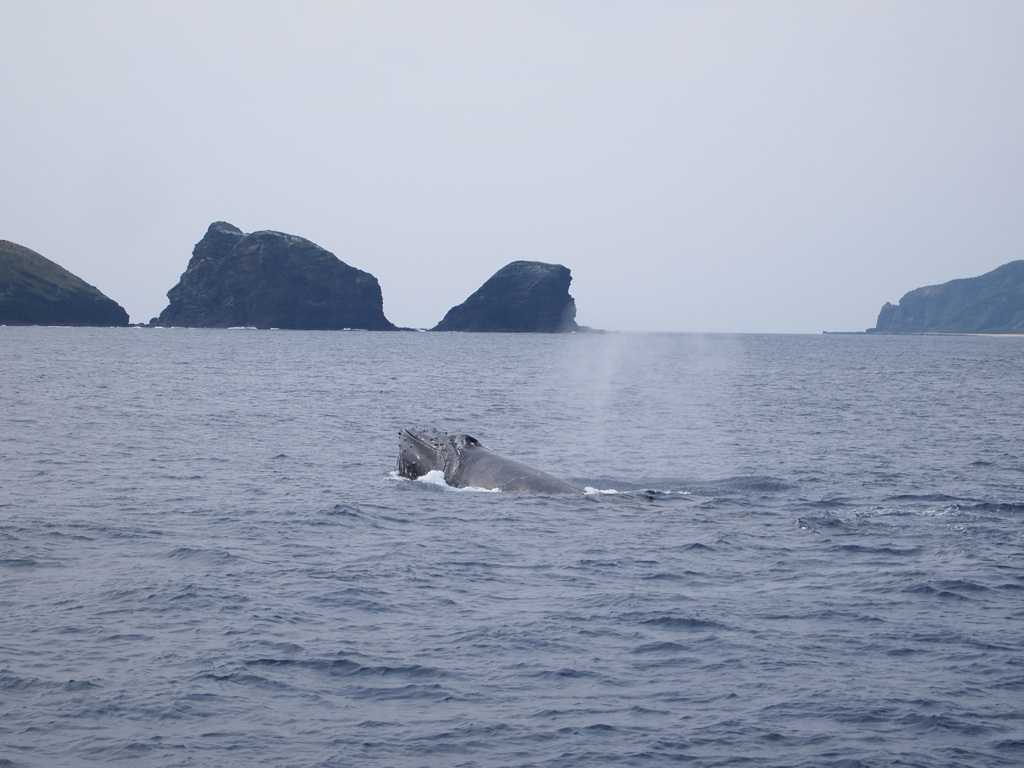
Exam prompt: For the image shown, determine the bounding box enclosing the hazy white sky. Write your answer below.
[4,1,1023,331]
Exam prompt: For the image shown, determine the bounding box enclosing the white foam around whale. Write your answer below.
[412,469,500,492]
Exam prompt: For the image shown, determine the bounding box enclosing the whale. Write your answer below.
[397,427,582,494]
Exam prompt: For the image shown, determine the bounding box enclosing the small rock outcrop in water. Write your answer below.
[0,240,129,326]
[432,261,580,332]
[154,222,397,330]
[868,260,1024,334]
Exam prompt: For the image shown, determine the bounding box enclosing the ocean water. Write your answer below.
[1,327,1022,767]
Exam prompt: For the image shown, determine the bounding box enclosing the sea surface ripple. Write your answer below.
[1,327,1022,767]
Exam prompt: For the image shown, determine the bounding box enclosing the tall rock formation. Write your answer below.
[154,222,397,330]
[0,240,129,326]
[432,261,580,333]
[869,260,1024,334]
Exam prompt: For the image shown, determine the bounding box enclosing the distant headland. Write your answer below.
[867,260,1024,334]
[19,220,1021,336]
[151,222,398,330]
[0,240,129,326]
[2,223,592,332]
[432,260,580,333]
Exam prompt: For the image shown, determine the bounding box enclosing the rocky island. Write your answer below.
[868,260,1024,334]
[0,240,129,326]
[432,260,580,333]
[153,222,397,330]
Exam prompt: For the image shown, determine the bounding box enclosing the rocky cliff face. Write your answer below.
[869,260,1024,334]
[432,261,579,333]
[154,222,397,330]
[0,240,129,326]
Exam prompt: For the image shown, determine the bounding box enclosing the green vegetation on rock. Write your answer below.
[0,240,129,326]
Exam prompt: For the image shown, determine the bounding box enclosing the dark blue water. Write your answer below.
[2,327,1022,767]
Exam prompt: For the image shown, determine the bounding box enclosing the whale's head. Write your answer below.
[398,427,481,482]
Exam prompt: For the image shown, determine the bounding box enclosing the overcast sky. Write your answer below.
[4,1,1023,332]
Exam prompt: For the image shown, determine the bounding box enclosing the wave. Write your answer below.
[245,656,444,679]
[164,546,242,567]
[967,500,1024,515]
